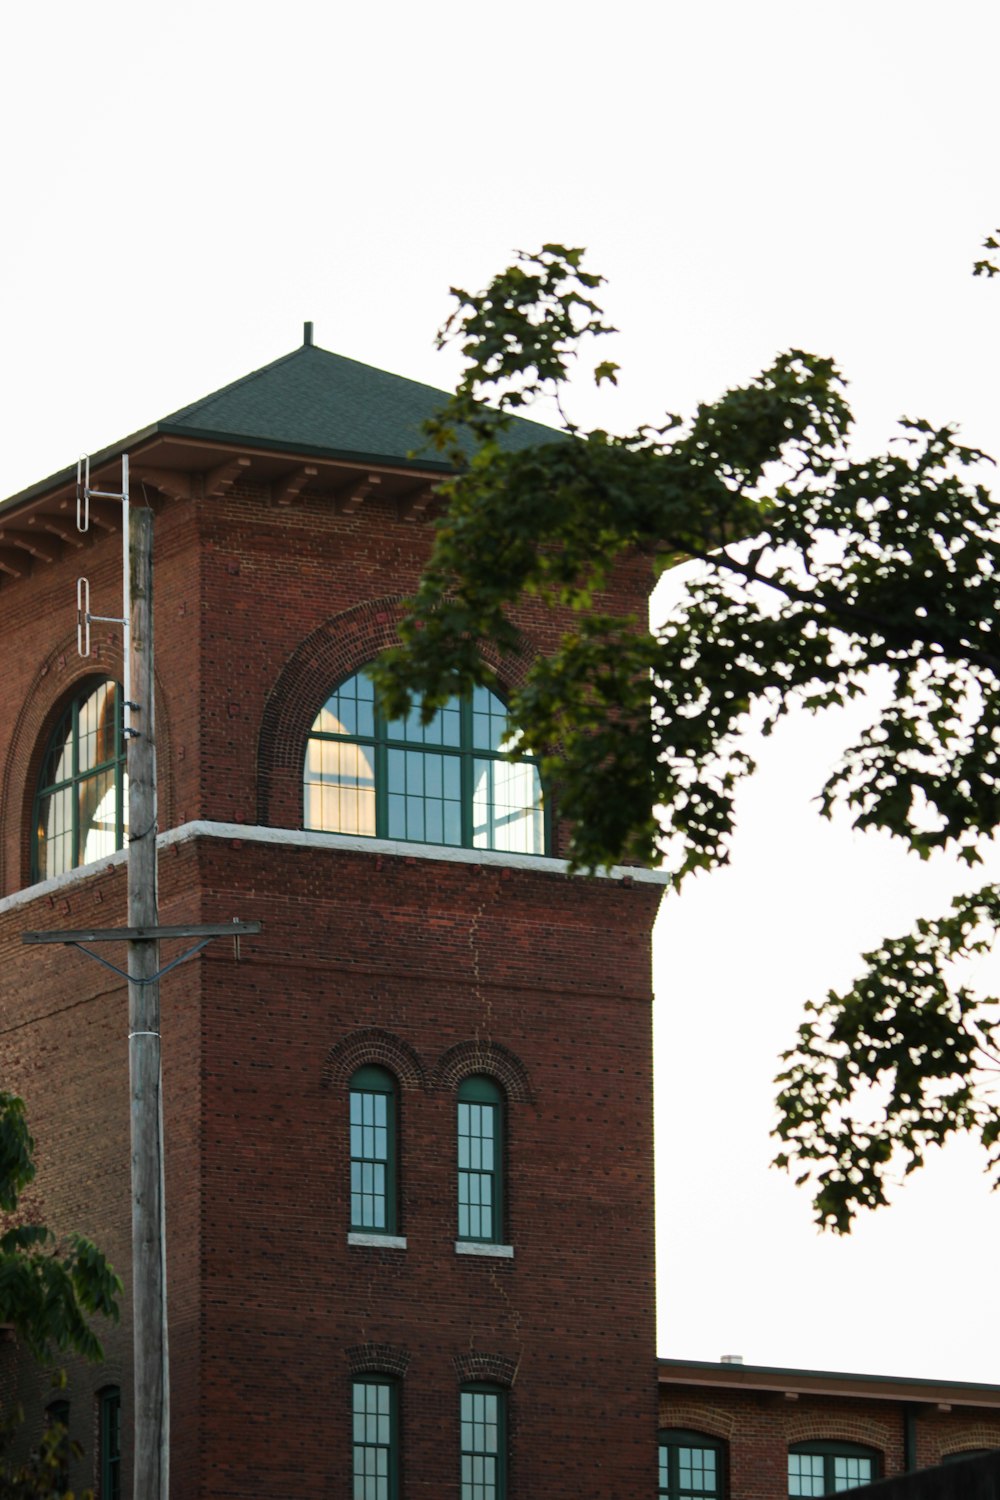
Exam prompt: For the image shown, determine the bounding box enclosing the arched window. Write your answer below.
[303,671,546,855]
[33,679,128,881]
[457,1076,504,1244]
[659,1430,724,1499]
[789,1441,878,1495]
[350,1066,398,1235]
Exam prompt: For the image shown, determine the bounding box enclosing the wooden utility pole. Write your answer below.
[22,459,257,1499]
[127,502,169,1500]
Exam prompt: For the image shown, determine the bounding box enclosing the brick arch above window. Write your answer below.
[659,1402,735,1441]
[785,1415,889,1450]
[433,1041,532,1103]
[453,1352,518,1389]
[347,1342,411,1379]
[255,596,537,829]
[0,633,173,897]
[321,1028,426,1091]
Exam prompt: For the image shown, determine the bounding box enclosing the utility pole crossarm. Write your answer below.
[22,922,263,944]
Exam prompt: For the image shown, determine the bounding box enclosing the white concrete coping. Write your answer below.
[0,819,668,918]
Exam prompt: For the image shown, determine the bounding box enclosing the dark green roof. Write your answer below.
[159,342,560,469]
[1,340,563,515]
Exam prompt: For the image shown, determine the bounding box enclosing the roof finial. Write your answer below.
[303,321,314,347]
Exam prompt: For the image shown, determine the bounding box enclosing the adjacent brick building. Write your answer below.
[1,334,997,1499]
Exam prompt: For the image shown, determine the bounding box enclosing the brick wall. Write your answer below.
[0,466,662,1497]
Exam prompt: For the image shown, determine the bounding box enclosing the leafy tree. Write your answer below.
[0,1092,120,1499]
[373,243,1000,1233]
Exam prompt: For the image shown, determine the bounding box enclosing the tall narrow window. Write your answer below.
[352,1378,397,1500]
[99,1386,121,1500]
[350,1066,397,1234]
[659,1430,723,1499]
[460,1387,506,1500]
[457,1076,503,1244]
[304,671,546,855]
[44,1399,70,1493]
[33,679,128,881]
[789,1442,877,1496]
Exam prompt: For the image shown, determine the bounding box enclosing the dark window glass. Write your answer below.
[350,1066,397,1234]
[457,1076,503,1243]
[659,1430,723,1499]
[353,1379,396,1500]
[789,1443,877,1495]
[304,671,546,855]
[44,1399,70,1493]
[34,679,128,880]
[99,1386,121,1500]
[460,1386,505,1500]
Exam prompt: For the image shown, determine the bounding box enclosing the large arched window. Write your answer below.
[303,670,546,854]
[33,679,128,881]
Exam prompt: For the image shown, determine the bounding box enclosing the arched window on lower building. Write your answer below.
[303,670,546,855]
[659,1430,724,1499]
[33,678,128,881]
[789,1441,878,1495]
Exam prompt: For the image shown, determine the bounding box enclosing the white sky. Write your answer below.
[3,0,999,1383]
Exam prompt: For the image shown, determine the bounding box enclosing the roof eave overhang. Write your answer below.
[0,423,455,520]
[658,1358,1000,1410]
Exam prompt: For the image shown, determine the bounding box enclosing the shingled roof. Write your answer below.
[158,341,559,469]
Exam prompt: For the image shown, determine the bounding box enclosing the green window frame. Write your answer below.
[460,1385,506,1500]
[99,1386,121,1500]
[788,1441,878,1496]
[33,678,128,882]
[303,670,547,856]
[350,1066,397,1234]
[457,1076,503,1244]
[352,1378,397,1500]
[659,1430,723,1499]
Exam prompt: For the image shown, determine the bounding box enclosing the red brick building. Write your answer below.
[3,336,998,1500]
[658,1358,1000,1499]
[0,336,664,1498]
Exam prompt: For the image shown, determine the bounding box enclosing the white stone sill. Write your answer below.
[455,1241,514,1259]
[348,1233,407,1251]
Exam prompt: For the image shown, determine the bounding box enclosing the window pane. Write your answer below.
[472,758,544,854]
[35,681,126,881]
[353,1382,393,1500]
[350,1087,391,1230]
[304,738,376,836]
[789,1453,827,1497]
[458,1100,497,1241]
[833,1455,872,1491]
[461,1391,501,1500]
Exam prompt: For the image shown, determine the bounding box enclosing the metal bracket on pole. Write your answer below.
[21,920,262,982]
[75,453,133,734]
